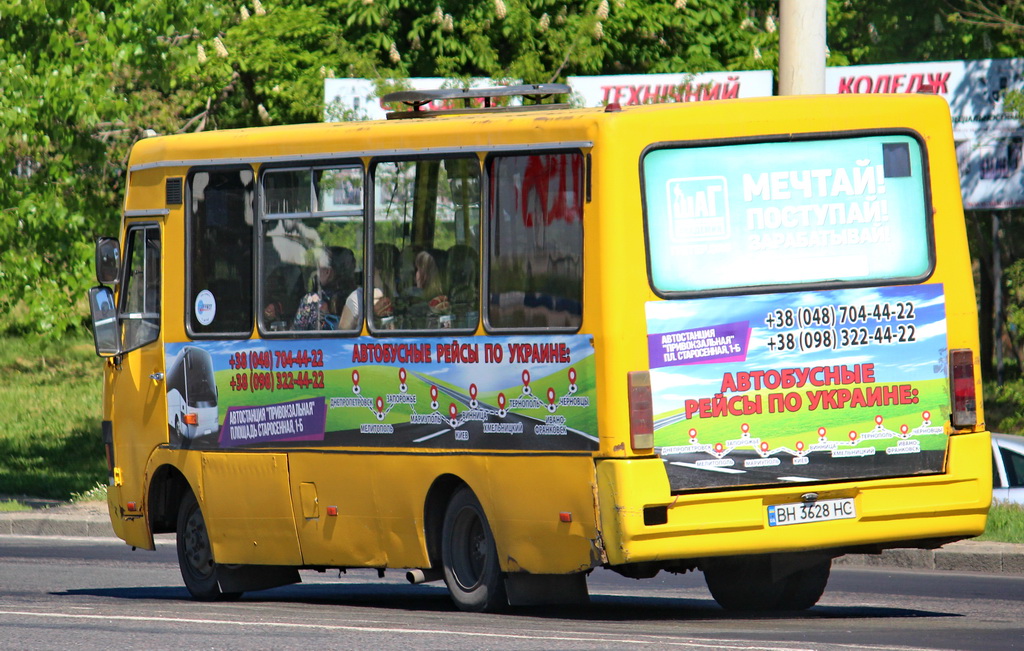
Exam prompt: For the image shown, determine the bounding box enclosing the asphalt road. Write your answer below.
[1,535,1022,650]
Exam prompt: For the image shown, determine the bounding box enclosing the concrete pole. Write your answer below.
[778,0,826,95]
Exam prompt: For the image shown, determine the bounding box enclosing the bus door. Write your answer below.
[106,222,164,549]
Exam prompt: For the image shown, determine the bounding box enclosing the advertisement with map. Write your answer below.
[646,284,950,491]
[164,335,597,453]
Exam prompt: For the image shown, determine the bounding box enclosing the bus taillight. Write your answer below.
[628,371,654,452]
[949,349,977,428]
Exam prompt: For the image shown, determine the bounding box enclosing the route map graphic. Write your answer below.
[646,284,950,491]
[164,335,597,453]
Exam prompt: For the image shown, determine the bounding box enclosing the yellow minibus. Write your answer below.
[88,84,989,612]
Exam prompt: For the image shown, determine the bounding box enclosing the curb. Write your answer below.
[0,508,114,539]
[2,510,1022,575]
[835,540,1024,575]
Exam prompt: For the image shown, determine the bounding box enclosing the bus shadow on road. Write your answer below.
[58,584,958,622]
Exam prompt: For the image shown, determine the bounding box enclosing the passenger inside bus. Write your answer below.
[403,250,450,328]
[339,269,394,330]
[291,246,356,330]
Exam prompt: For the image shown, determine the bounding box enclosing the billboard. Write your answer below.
[826,58,1024,210]
[324,71,773,122]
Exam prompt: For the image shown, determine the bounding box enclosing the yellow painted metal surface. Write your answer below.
[287,452,600,573]
[200,453,302,565]
[597,431,991,565]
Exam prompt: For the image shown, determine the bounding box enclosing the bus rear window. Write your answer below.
[642,133,932,294]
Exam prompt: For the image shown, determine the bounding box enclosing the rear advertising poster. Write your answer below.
[646,285,949,491]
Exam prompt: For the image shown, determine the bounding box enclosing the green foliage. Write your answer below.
[70,481,108,503]
[0,334,105,499]
[1006,258,1024,373]
[985,380,1024,434]
[977,500,1024,543]
[0,0,217,336]
[831,0,1002,64]
[0,0,1018,340]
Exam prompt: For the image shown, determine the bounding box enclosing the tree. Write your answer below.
[0,0,780,337]
[1,0,1015,337]
[0,0,223,334]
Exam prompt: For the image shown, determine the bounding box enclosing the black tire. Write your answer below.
[176,491,241,601]
[779,558,831,610]
[441,487,507,612]
[703,555,786,611]
[704,555,831,611]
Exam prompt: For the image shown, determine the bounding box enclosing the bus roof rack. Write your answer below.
[382,84,572,119]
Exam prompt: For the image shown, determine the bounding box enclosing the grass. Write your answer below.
[0,334,106,500]
[977,501,1024,544]
[70,481,108,503]
[0,500,32,512]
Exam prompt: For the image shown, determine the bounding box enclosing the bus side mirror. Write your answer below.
[96,237,120,285]
[89,286,121,357]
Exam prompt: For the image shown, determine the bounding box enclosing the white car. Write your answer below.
[992,433,1024,505]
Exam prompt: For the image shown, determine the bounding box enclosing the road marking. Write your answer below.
[778,476,818,482]
[0,609,825,650]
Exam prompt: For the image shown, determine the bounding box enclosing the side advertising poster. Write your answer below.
[163,335,597,453]
[646,285,950,491]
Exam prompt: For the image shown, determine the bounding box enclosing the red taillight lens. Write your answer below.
[949,349,977,428]
[628,371,654,451]
[183,413,199,425]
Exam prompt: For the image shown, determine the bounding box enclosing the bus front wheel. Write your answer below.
[176,491,241,601]
[441,487,507,612]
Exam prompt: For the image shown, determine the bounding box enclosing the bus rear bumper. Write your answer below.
[596,431,992,566]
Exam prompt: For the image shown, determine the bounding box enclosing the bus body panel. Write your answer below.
[106,342,165,550]
[286,453,600,573]
[200,452,303,565]
[597,431,990,565]
[105,484,153,549]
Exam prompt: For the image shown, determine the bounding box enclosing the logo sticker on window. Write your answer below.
[195,289,217,326]
[666,176,730,242]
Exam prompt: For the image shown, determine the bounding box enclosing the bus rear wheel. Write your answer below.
[441,487,507,612]
[176,491,241,601]
[703,555,830,611]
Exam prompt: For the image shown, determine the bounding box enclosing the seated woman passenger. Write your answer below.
[291,247,353,330]
[403,250,450,327]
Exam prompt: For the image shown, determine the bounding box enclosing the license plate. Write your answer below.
[767,498,856,527]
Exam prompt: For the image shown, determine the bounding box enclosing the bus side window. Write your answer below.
[120,225,161,351]
[259,165,364,334]
[187,168,255,335]
[486,152,584,331]
[370,157,480,332]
